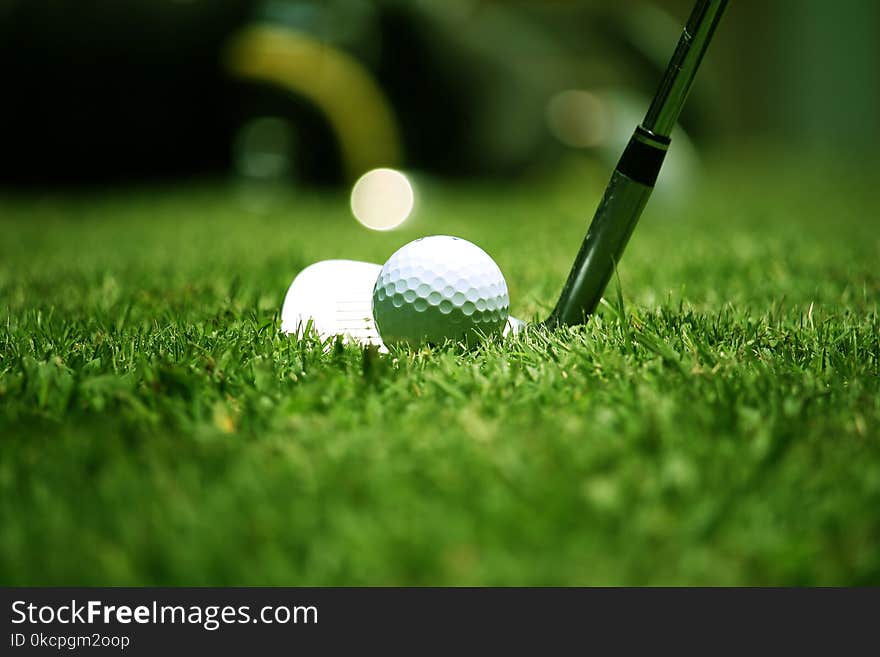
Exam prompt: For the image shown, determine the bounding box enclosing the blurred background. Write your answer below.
[1,0,878,191]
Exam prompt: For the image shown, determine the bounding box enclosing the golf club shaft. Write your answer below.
[545,0,729,327]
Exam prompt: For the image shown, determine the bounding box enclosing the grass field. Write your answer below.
[2,153,879,585]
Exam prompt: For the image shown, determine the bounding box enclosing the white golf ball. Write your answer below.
[372,236,510,347]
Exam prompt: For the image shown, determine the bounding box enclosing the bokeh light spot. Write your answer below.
[545,90,610,149]
[350,168,415,231]
[233,116,294,181]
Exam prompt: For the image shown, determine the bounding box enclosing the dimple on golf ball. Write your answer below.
[372,236,510,347]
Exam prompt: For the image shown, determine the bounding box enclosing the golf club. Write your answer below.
[546,0,729,326]
[282,0,728,347]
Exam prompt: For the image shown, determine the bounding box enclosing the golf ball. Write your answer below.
[372,236,509,347]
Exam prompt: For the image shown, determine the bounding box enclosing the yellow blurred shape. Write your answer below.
[225,26,402,181]
[212,402,237,434]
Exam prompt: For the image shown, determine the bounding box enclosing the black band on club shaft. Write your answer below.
[617,127,670,187]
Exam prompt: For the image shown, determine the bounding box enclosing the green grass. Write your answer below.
[1,154,879,585]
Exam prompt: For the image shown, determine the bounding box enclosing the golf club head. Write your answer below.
[281,259,524,349]
[281,260,384,347]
